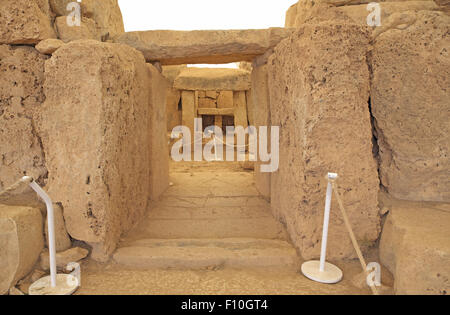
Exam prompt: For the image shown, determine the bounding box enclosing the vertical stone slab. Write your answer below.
[217,91,234,108]
[182,91,196,141]
[0,0,56,44]
[166,87,181,132]
[246,90,255,127]
[370,11,450,202]
[268,23,380,260]
[39,40,151,261]
[233,91,248,129]
[0,45,48,191]
[215,116,223,128]
[148,64,170,201]
[251,65,271,199]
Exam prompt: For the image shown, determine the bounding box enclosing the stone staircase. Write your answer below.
[113,163,299,271]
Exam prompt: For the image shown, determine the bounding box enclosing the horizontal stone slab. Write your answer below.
[174,68,251,91]
[197,108,235,116]
[114,28,293,65]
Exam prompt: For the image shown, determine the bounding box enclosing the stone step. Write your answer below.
[113,238,299,270]
[124,217,288,242]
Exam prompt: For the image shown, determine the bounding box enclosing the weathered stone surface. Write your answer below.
[233,91,248,129]
[162,65,188,83]
[239,62,253,72]
[268,23,380,260]
[38,40,152,261]
[285,3,298,27]
[199,97,217,109]
[217,91,234,109]
[148,64,170,201]
[80,0,125,39]
[288,0,439,27]
[49,0,73,16]
[55,16,101,43]
[181,91,196,141]
[0,0,56,44]
[35,39,65,55]
[115,28,294,65]
[162,65,185,132]
[174,68,251,91]
[380,200,450,294]
[0,205,44,294]
[166,88,182,132]
[40,247,89,271]
[251,65,271,200]
[246,90,254,127]
[370,11,450,202]
[44,203,71,252]
[0,45,47,191]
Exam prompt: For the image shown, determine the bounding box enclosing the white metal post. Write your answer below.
[319,180,333,272]
[28,180,57,287]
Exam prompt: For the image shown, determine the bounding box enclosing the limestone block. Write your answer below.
[205,91,218,99]
[233,91,248,129]
[49,0,73,16]
[0,0,56,44]
[380,203,450,294]
[181,91,196,141]
[0,205,44,294]
[115,28,294,65]
[370,11,450,202]
[80,0,125,39]
[166,88,182,132]
[199,97,217,109]
[246,90,254,127]
[268,23,380,260]
[0,45,47,191]
[285,3,298,27]
[174,68,251,91]
[291,0,439,26]
[251,65,271,199]
[38,40,152,261]
[55,16,101,43]
[162,65,188,83]
[147,64,170,201]
[217,91,234,109]
[35,39,65,55]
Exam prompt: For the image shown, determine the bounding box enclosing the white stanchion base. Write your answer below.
[28,274,79,295]
[301,260,343,284]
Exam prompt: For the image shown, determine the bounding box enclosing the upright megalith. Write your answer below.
[251,65,271,200]
[38,40,153,261]
[147,64,170,201]
[268,23,380,260]
[285,0,439,27]
[370,11,450,202]
[0,0,56,45]
[0,45,48,191]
